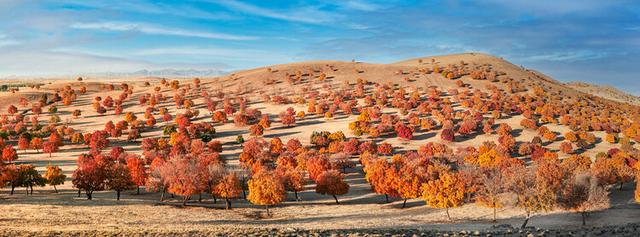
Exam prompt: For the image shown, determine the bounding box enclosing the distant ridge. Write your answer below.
[566,81,640,105]
[94,69,227,78]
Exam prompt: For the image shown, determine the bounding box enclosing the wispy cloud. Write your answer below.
[212,0,341,24]
[521,51,609,62]
[71,21,257,40]
[0,33,20,47]
[482,0,625,16]
[62,1,236,21]
[340,0,383,11]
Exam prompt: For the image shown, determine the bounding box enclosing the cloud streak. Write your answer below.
[71,21,257,40]
[212,0,341,24]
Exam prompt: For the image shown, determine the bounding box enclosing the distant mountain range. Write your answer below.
[92,69,228,77]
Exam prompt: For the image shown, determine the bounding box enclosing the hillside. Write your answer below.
[0,52,639,235]
[566,81,640,105]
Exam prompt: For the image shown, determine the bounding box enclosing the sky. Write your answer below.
[0,0,639,94]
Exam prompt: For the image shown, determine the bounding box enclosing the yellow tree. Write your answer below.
[421,172,465,221]
[43,164,66,193]
[247,170,286,216]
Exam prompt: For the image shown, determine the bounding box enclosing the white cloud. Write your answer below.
[346,23,370,30]
[63,0,235,21]
[213,0,341,24]
[522,51,609,62]
[0,34,20,47]
[483,0,623,15]
[71,21,257,40]
[341,0,383,11]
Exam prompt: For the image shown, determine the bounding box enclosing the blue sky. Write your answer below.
[0,0,639,94]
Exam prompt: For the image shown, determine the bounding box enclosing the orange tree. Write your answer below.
[213,173,243,209]
[315,170,350,204]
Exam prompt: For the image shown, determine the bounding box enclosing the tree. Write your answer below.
[315,170,350,204]
[72,154,109,200]
[44,164,66,193]
[286,139,302,152]
[364,158,398,202]
[535,157,569,194]
[279,107,296,127]
[163,155,201,206]
[558,173,610,225]
[396,123,413,141]
[107,162,135,200]
[30,137,43,152]
[440,129,455,142]
[43,141,59,158]
[476,167,505,222]
[7,104,17,114]
[377,142,393,155]
[90,131,110,152]
[2,146,18,163]
[249,124,264,137]
[306,155,331,181]
[507,166,555,228]
[258,114,271,129]
[18,135,30,153]
[396,161,423,208]
[15,164,46,195]
[560,141,573,154]
[213,173,243,209]
[247,170,286,216]
[264,139,282,156]
[421,172,465,221]
[146,157,168,201]
[126,156,147,195]
[276,166,305,201]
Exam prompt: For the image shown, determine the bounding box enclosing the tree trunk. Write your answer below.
[25,187,29,195]
[30,185,33,195]
[582,212,587,226]
[619,182,623,190]
[160,189,165,202]
[294,191,299,201]
[117,191,121,200]
[53,185,58,193]
[446,207,451,221]
[521,212,530,228]
[137,186,140,195]
[384,194,389,203]
[402,199,407,208]
[182,197,188,206]
[78,189,81,197]
[493,207,497,222]
[225,198,231,210]
[213,195,217,203]
[265,205,270,216]
[199,193,202,202]
[333,195,340,204]
[242,176,247,200]
[86,191,93,200]
[10,185,14,195]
